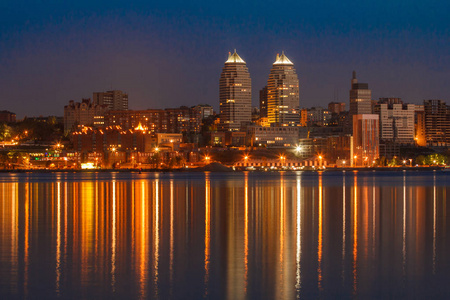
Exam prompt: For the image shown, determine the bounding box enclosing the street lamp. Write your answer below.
[353,155,357,167]
[279,155,285,168]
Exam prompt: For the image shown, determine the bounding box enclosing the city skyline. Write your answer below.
[1,1,449,118]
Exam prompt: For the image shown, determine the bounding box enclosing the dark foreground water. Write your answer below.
[0,170,449,299]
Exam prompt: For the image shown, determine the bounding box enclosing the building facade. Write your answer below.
[72,126,156,154]
[64,99,108,134]
[424,100,450,146]
[414,105,426,146]
[374,99,415,144]
[93,90,128,111]
[193,104,214,120]
[328,102,346,114]
[104,107,201,134]
[259,86,268,118]
[267,52,300,126]
[0,111,16,123]
[219,50,252,131]
[247,125,299,148]
[298,135,352,162]
[303,107,332,127]
[352,114,379,166]
[349,71,372,129]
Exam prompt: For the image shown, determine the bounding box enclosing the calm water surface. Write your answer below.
[0,170,449,299]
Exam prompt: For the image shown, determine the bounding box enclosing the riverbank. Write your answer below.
[0,165,446,173]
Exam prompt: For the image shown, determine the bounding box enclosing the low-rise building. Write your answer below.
[105,106,202,134]
[247,126,299,148]
[0,110,16,123]
[300,107,331,127]
[328,102,346,114]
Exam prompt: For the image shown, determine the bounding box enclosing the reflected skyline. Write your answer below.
[0,171,449,299]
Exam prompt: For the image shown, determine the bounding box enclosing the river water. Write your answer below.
[0,170,449,299]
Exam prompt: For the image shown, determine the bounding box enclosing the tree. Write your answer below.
[425,153,447,165]
[388,157,399,167]
[148,153,161,169]
[0,123,12,141]
[375,156,386,166]
[415,155,426,165]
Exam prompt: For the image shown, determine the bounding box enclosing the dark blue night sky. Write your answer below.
[1,0,449,117]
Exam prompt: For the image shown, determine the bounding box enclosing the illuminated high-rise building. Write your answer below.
[267,52,300,126]
[219,50,252,131]
[349,71,371,129]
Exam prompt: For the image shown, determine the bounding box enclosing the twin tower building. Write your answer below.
[219,50,299,131]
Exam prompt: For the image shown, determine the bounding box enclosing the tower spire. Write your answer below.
[351,70,358,85]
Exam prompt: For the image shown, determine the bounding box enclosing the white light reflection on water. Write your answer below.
[295,175,301,298]
[56,182,61,296]
[433,172,436,275]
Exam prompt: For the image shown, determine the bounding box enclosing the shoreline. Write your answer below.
[0,166,446,173]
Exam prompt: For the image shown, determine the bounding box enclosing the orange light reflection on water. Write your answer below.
[0,172,447,299]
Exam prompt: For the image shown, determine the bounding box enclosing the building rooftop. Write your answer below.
[273,51,293,65]
[225,50,246,64]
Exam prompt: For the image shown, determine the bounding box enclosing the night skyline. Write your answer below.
[1,0,449,118]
